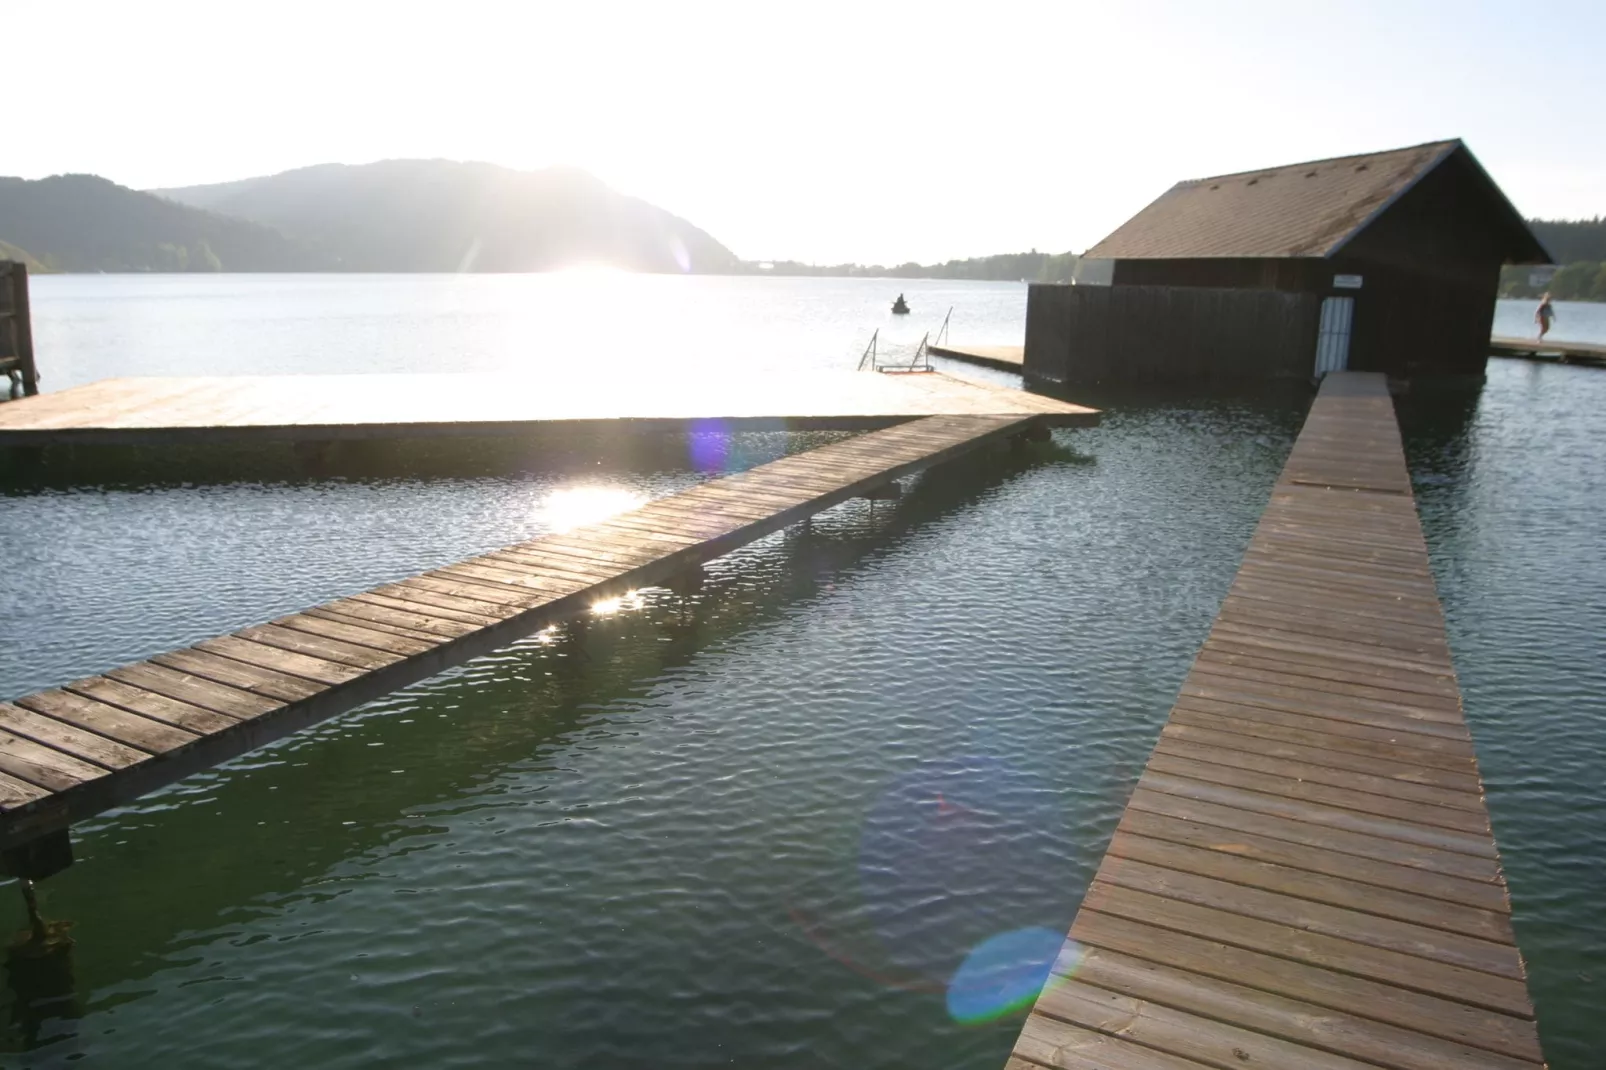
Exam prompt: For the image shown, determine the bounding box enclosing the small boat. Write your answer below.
[891,294,910,315]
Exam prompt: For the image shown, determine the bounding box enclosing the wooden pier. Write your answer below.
[1009,372,1544,1070]
[1490,335,1606,367]
[930,342,1025,372]
[0,411,1083,871]
[0,368,1094,446]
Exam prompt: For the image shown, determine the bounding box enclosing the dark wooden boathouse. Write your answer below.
[1026,140,1551,386]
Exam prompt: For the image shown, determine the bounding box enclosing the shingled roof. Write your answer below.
[1083,140,1547,262]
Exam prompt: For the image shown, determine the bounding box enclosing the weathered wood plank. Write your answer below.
[0,702,150,770]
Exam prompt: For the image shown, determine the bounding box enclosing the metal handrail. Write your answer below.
[856,329,879,371]
[905,332,931,371]
[934,307,953,348]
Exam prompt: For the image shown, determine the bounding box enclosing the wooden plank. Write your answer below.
[367,582,517,620]
[1141,768,1494,853]
[1117,806,1511,913]
[1169,705,1478,773]
[234,623,403,672]
[65,676,240,735]
[1154,731,1485,807]
[306,600,477,641]
[195,635,367,687]
[0,702,150,770]
[1127,787,1503,883]
[297,606,453,646]
[14,690,197,754]
[1033,977,1384,1070]
[104,661,285,719]
[1066,933,1540,1069]
[271,613,439,657]
[1080,883,1533,1016]
[151,648,327,703]
[1014,1014,1217,1070]
[1107,830,1513,943]
[1095,854,1521,976]
[0,729,108,792]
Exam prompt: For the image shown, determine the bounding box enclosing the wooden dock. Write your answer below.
[0,369,1094,446]
[930,343,1025,372]
[1009,372,1544,1070]
[0,412,1075,871]
[1490,335,1606,366]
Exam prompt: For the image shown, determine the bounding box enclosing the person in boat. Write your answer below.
[1535,292,1555,340]
[891,293,910,314]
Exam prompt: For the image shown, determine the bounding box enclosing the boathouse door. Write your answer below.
[1314,296,1354,377]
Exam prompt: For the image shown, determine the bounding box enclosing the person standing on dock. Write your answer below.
[1536,292,1556,340]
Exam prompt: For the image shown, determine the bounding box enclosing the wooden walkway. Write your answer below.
[1490,335,1606,367]
[0,413,1060,857]
[930,343,1025,372]
[1009,372,1545,1070]
[0,369,1094,445]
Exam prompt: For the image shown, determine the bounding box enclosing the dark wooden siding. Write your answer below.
[1110,257,1326,292]
[1025,284,1320,386]
[1097,150,1524,379]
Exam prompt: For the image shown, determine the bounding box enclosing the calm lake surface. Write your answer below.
[1,276,1602,1068]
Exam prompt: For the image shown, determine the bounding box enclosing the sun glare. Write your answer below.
[539,486,648,534]
[591,590,645,617]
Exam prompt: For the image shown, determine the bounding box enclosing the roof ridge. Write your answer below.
[1172,139,1462,188]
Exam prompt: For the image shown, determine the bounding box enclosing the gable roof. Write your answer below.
[1083,140,1549,262]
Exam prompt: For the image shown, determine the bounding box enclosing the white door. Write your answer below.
[1314,296,1354,377]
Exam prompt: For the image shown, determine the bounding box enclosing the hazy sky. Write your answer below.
[11,1,1603,264]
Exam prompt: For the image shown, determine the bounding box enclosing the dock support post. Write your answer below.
[3,262,38,398]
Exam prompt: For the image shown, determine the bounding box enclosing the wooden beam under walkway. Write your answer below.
[1007,372,1546,1070]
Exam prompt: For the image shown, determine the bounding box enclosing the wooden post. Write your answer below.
[7,262,39,396]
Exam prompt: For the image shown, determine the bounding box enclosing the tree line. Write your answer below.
[746,250,1080,283]
[1499,217,1606,301]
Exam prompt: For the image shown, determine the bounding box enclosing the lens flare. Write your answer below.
[946,929,1073,1024]
[688,420,731,472]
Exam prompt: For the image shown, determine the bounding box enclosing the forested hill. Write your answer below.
[1531,218,1606,263]
[154,161,740,274]
[750,250,1080,282]
[1501,217,1606,301]
[0,175,326,272]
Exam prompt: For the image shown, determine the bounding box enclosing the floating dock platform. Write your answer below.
[0,411,1083,866]
[1008,372,1544,1070]
[0,369,1093,446]
[1490,335,1606,367]
[929,343,1025,372]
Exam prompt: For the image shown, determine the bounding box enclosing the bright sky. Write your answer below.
[11,0,1604,265]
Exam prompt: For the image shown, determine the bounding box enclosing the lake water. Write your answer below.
[1,276,1603,1068]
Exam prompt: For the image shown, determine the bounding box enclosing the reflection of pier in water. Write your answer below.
[1008,372,1544,1070]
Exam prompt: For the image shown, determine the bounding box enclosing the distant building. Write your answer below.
[1030,140,1551,386]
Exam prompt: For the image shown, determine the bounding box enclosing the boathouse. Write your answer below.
[1026,140,1551,386]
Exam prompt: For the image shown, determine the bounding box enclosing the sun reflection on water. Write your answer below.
[538,486,648,533]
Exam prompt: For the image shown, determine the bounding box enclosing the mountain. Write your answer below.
[153,160,740,274]
[0,175,327,272]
